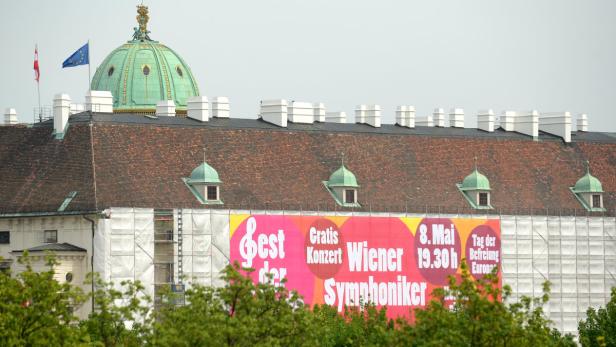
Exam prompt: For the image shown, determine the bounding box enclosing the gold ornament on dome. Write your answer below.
[132,4,152,41]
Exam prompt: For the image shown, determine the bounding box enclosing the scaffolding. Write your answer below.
[95,207,616,337]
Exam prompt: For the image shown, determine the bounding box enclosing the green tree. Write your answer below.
[307,302,397,347]
[151,262,311,347]
[579,287,616,347]
[79,273,153,347]
[405,261,576,347]
[0,252,86,346]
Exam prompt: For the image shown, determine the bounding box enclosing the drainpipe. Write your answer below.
[82,214,96,313]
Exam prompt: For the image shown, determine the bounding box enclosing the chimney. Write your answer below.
[355,105,367,124]
[499,111,516,131]
[3,108,18,125]
[260,99,288,127]
[396,106,415,128]
[187,96,209,122]
[313,103,326,122]
[156,100,176,117]
[85,90,113,113]
[477,109,495,132]
[433,108,445,127]
[211,97,230,118]
[539,112,572,142]
[287,101,314,124]
[449,108,464,128]
[515,110,539,139]
[364,104,381,127]
[53,93,71,138]
[415,115,434,127]
[325,111,347,124]
[577,114,588,132]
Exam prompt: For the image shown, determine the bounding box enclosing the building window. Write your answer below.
[479,193,489,206]
[344,189,356,204]
[176,66,184,78]
[0,231,9,244]
[143,65,150,76]
[44,230,57,243]
[207,185,218,201]
[592,194,602,208]
[107,66,115,77]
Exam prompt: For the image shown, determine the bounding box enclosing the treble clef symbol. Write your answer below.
[239,217,258,267]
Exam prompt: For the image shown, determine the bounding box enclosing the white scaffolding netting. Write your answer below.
[501,215,616,336]
[176,209,230,290]
[94,208,154,300]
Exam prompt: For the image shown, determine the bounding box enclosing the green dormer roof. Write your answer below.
[460,169,491,191]
[187,162,221,184]
[328,165,359,187]
[572,171,603,193]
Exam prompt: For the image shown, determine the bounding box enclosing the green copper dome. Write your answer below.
[188,162,221,184]
[460,169,491,191]
[90,5,199,113]
[328,165,359,188]
[572,172,603,193]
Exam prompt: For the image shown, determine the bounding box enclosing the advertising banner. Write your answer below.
[230,214,501,318]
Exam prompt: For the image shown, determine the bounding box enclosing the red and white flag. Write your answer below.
[34,45,40,82]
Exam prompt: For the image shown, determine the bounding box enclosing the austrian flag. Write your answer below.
[34,45,40,82]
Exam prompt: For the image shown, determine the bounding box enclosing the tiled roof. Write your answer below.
[1,112,615,215]
[13,242,87,253]
[0,124,96,214]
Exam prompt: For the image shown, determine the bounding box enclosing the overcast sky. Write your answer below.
[1,0,615,131]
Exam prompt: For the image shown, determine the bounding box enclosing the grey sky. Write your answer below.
[1,0,615,131]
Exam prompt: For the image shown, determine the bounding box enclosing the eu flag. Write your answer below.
[62,43,89,68]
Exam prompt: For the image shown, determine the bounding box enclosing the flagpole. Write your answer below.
[87,39,91,91]
[37,78,41,122]
[36,44,42,122]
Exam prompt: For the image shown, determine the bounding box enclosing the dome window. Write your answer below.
[107,66,115,77]
[323,155,360,208]
[176,66,184,78]
[182,160,223,205]
[570,162,605,212]
[143,64,150,76]
[457,160,493,210]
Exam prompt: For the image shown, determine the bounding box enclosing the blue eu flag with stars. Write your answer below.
[62,43,89,68]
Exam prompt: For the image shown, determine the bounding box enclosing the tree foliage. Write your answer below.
[406,261,576,347]
[0,254,593,346]
[579,287,616,347]
[0,252,86,346]
[79,273,152,347]
[151,263,311,346]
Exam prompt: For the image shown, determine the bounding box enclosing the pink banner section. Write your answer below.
[230,215,501,318]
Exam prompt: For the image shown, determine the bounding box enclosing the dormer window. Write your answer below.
[183,161,223,205]
[570,162,605,212]
[457,164,493,210]
[324,158,360,208]
[592,194,602,209]
[478,192,489,206]
[207,185,219,201]
[344,189,357,204]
